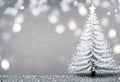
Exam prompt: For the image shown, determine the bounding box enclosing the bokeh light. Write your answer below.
[12,23,22,33]
[78,4,88,16]
[107,12,111,15]
[60,1,70,12]
[92,0,100,7]
[31,8,40,17]
[68,19,77,30]
[4,7,18,16]
[113,44,120,54]
[114,9,118,13]
[86,0,92,5]
[30,0,49,17]
[101,1,111,8]
[48,15,58,24]
[101,17,109,27]
[55,24,65,34]
[19,6,24,10]
[108,29,117,39]
[1,0,120,75]
[48,10,59,24]
[1,59,10,70]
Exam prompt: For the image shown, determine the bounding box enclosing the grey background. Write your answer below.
[0,0,120,75]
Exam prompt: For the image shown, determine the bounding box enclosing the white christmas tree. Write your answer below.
[68,4,119,76]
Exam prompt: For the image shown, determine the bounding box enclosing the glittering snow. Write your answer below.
[0,75,120,82]
[113,44,120,54]
[108,29,117,39]
[1,59,10,70]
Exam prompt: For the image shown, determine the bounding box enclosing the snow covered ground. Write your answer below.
[0,75,120,82]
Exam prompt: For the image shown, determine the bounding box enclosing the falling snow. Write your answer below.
[0,75,120,82]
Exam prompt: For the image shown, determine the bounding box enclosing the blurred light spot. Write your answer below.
[4,7,18,16]
[74,28,82,37]
[101,17,109,27]
[101,1,111,8]
[113,44,120,54]
[86,0,92,4]
[48,15,58,24]
[19,6,24,10]
[55,24,65,34]
[30,0,49,16]
[31,8,40,17]
[73,1,79,6]
[119,0,120,4]
[1,59,10,70]
[15,15,24,24]
[60,1,70,12]
[12,23,22,33]
[93,0,100,6]
[48,10,59,24]
[78,4,88,16]
[114,9,118,13]
[107,11,111,15]
[15,0,24,8]
[68,20,77,30]
[108,29,117,38]
[2,32,11,41]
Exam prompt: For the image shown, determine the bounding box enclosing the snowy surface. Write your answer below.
[0,75,120,82]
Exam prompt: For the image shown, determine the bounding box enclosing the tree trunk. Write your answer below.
[91,70,96,76]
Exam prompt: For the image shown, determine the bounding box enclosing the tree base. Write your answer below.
[91,71,96,76]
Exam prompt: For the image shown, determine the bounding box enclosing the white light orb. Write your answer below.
[60,2,70,12]
[107,12,111,15]
[19,6,24,10]
[113,44,120,54]
[101,17,109,27]
[48,15,58,24]
[93,0,100,6]
[114,9,118,13]
[108,29,117,38]
[55,24,65,34]
[32,8,40,17]
[12,23,22,33]
[68,20,77,30]
[73,1,79,6]
[1,59,10,70]
[78,4,87,16]
[119,0,120,4]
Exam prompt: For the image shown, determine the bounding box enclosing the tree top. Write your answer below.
[89,4,96,13]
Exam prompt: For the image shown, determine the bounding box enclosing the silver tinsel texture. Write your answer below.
[0,75,120,82]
